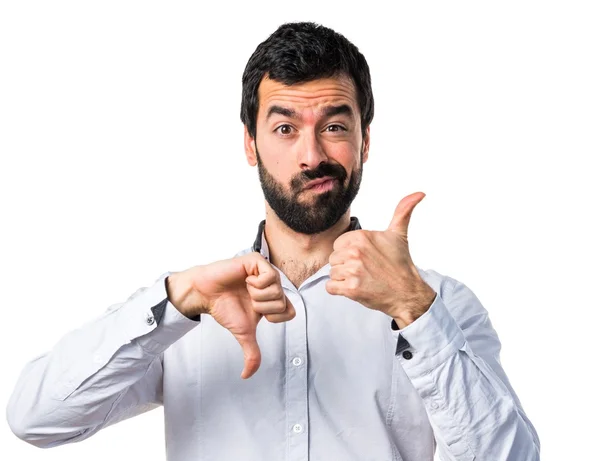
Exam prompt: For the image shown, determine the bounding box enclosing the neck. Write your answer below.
[263,205,352,287]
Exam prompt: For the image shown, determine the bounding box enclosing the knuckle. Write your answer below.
[348,247,361,259]
[272,285,283,299]
[334,234,350,250]
[265,273,279,288]
[274,301,286,313]
[354,230,367,242]
[348,278,360,291]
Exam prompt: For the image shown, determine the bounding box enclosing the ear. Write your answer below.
[362,125,370,163]
[244,125,257,166]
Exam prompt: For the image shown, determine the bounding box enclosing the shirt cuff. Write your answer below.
[115,272,201,355]
[393,292,466,377]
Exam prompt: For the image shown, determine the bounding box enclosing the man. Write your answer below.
[7,21,540,460]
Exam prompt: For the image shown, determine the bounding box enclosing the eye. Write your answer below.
[325,124,347,133]
[275,124,294,136]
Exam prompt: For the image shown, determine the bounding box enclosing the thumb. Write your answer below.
[387,191,426,234]
[235,330,262,379]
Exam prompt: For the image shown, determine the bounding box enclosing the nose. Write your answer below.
[297,130,328,171]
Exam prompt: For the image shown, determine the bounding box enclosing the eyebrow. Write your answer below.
[322,104,353,119]
[266,105,299,120]
[266,104,355,121]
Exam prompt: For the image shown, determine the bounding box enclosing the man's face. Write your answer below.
[244,75,370,235]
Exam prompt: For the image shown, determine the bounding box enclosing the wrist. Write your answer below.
[393,310,423,330]
[391,286,436,329]
[166,271,208,318]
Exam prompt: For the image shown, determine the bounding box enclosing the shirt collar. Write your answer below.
[251,217,362,262]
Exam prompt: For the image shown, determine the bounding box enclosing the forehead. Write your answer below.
[257,75,359,119]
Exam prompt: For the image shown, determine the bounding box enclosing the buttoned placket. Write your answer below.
[251,217,363,461]
[282,281,309,461]
[276,263,335,461]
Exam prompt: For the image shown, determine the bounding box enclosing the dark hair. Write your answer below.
[240,22,374,139]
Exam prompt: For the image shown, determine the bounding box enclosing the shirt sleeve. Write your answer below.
[391,275,541,461]
[6,272,200,449]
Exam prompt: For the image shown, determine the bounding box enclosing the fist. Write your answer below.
[326,192,436,328]
[167,252,295,379]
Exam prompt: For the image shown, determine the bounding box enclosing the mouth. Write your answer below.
[304,177,337,193]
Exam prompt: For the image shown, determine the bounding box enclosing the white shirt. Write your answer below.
[7,217,540,460]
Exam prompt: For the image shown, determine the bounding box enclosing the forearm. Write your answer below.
[403,333,540,460]
[7,272,199,448]
[392,281,540,460]
[8,338,161,447]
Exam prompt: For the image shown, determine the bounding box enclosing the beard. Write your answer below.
[256,145,363,235]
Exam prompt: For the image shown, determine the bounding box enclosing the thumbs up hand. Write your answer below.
[326,192,436,329]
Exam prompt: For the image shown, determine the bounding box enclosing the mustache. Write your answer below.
[291,163,347,191]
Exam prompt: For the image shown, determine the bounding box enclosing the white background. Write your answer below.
[1,1,598,460]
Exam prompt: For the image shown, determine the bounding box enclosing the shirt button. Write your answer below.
[402,350,413,360]
[292,424,303,434]
[292,357,303,366]
[430,402,440,410]
[146,313,155,326]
